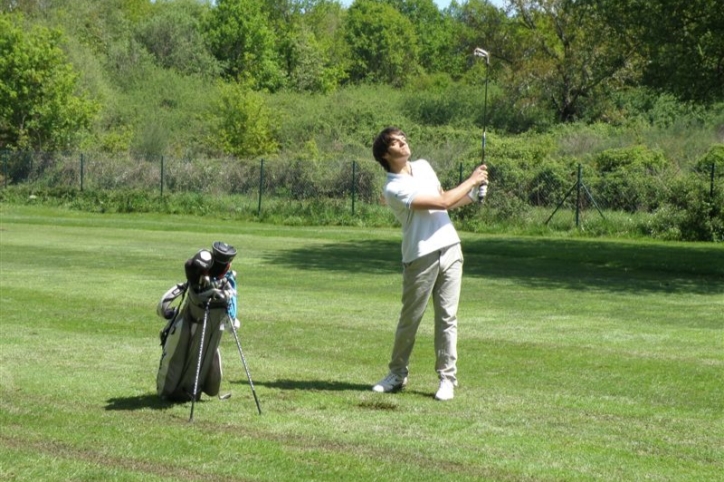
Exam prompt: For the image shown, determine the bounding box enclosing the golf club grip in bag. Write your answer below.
[156,245,238,402]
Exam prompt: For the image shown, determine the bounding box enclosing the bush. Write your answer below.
[590,145,669,212]
[528,161,576,207]
[679,180,723,243]
[654,177,724,242]
[695,144,724,174]
[211,82,279,158]
[401,83,484,128]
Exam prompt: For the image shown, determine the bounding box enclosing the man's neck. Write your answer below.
[390,159,412,175]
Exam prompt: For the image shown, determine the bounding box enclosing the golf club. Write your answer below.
[474,47,491,203]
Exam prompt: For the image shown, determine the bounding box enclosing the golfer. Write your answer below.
[371,126,488,401]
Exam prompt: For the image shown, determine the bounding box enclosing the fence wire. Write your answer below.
[1,150,722,235]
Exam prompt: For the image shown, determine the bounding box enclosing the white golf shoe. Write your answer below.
[434,379,456,401]
[372,373,408,393]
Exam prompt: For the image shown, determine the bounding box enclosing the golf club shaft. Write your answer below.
[479,48,490,203]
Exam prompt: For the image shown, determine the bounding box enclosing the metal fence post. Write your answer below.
[352,160,357,216]
[80,153,84,191]
[160,155,164,196]
[575,164,582,228]
[257,158,265,216]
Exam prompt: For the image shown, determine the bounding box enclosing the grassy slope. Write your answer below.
[1,205,722,481]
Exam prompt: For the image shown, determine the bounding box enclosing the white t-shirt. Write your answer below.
[384,159,461,263]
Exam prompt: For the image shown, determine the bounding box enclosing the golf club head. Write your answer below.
[474,47,490,65]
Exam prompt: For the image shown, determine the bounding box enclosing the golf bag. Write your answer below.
[156,242,238,402]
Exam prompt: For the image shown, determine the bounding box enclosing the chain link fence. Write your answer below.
[1,150,722,239]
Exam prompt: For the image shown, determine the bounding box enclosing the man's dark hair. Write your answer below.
[372,126,405,172]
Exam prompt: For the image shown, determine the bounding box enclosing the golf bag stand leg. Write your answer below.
[229,319,262,415]
[189,300,210,422]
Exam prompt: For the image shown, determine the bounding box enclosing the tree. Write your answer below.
[262,0,347,93]
[0,13,97,151]
[292,0,349,92]
[382,0,457,76]
[606,0,724,103]
[508,0,641,123]
[205,0,285,91]
[136,0,220,77]
[286,24,345,93]
[344,0,420,86]
[448,0,512,76]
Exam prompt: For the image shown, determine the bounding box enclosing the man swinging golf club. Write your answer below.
[371,127,488,401]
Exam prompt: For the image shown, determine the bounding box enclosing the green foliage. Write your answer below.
[205,0,286,91]
[696,144,724,173]
[288,0,349,93]
[638,186,720,243]
[657,176,724,242]
[210,81,280,157]
[135,0,220,77]
[552,122,622,158]
[269,84,411,159]
[593,145,668,173]
[0,151,35,184]
[383,0,459,76]
[285,25,340,93]
[527,160,575,207]
[590,145,669,212]
[2,0,723,243]
[679,188,724,243]
[5,0,724,160]
[508,0,642,123]
[92,64,218,157]
[40,0,144,58]
[401,82,484,127]
[344,0,420,86]
[261,0,347,94]
[0,13,98,152]
[620,0,724,103]
[448,0,511,79]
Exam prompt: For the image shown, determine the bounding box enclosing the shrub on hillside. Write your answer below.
[645,176,724,242]
[591,145,669,212]
[528,161,577,207]
[401,84,482,128]
[695,144,724,174]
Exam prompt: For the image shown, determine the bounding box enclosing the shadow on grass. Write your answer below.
[104,394,174,411]
[263,237,724,295]
[251,379,443,402]
[251,378,371,392]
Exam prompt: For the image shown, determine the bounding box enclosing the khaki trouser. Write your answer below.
[388,243,463,383]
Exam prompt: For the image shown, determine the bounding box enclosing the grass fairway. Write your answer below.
[1,204,722,482]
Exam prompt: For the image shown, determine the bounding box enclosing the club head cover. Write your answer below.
[210,241,237,277]
[185,249,213,284]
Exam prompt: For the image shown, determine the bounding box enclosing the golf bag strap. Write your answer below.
[157,282,188,320]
